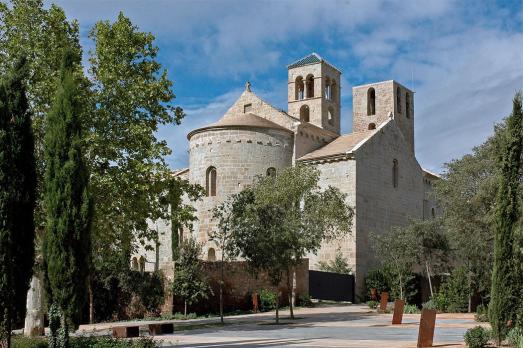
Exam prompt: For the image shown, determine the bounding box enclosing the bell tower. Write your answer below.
[287,53,341,135]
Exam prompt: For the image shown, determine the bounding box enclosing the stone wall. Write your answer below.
[164,259,309,314]
[353,119,425,294]
[189,127,294,256]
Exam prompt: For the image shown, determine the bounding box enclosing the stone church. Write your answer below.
[134,53,439,294]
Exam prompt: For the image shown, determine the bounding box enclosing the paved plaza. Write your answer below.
[79,304,485,347]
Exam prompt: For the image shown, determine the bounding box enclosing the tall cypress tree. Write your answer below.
[42,49,91,348]
[489,91,523,343]
[0,57,36,348]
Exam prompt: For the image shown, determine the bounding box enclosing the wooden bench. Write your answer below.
[148,323,174,336]
[112,326,140,338]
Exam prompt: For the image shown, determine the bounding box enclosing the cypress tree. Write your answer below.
[42,50,92,348]
[489,91,523,343]
[0,57,37,348]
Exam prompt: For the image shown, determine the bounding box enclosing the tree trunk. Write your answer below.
[399,274,404,300]
[287,269,294,319]
[88,279,94,324]
[220,258,224,324]
[425,261,433,298]
[184,300,187,318]
[24,274,45,336]
[275,294,279,324]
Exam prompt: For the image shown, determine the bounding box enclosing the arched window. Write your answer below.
[396,87,401,114]
[306,75,314,98]
[367,88,376,116]
[431,208,435,219]
[206,166,217,197]
[131,257,138,271]
[327,107,334,125]
[300,105,310,122]
[266,167,276,177]
[406,92,411,118]
[139,256,145,273]
[392,159,399,188]
[207,248,216,261]
[295,76,304,100]
[325,77,331,100]
[331,80,337,101]
[368,123,376,130]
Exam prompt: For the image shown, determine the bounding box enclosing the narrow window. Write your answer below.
[325,77,331,100]
[139,256,145,273]
[396,87,401,114]
[431,208,435,219]
[131,257,138,271]
[327,107,334,125]
[295,76,304,100]
[266,167,276,177]
[392,159,399,188]
[368,123,376,130]
[208,248,216,261]
[206,166,217,197]
[406,92,411,118]
[367,88,376,116]
[306,75,314,98]
[300,105,310,122]
[331,80,337,101]
[243,103,252,113]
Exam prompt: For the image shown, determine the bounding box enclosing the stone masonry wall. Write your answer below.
[354,119,425,295]
[189,127,294,257]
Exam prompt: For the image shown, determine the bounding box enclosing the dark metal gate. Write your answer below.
[309,270,355,302]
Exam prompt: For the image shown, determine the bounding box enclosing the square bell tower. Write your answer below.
[287,53,341,135]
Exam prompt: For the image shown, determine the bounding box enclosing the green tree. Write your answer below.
[226,165,353,322]
[490,92,523,344]
[172,238,212,317]
[42,50,92,348]
[370,226,418,301]
[318,249,352,274]
[0,57,36,348]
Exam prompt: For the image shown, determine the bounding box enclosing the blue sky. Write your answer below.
[45,0,523,173]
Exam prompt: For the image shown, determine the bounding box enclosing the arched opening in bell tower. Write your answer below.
[300,105,310,122]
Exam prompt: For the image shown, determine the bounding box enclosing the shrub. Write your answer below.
[464,326,490,348]
[367,300,379,309]
[297,294,313,307]
[475,304,489,322]
[259,289,277,312]
[507,327,523,347]
[173,312,197,320]
[12,336,47,348]
[12,336,159,348]
[437,267,469,313]
[422,299,437,310]
[403,304,420,314]
[364,269,389,300]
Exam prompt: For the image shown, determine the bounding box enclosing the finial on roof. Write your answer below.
[245,81,251,92]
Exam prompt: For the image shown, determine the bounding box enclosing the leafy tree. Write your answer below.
[172,238,212,317]
[318,249,352,274]
[226,165,353,322]
[490,92,523,344]
[211,199,240,323]
[0,57,36,348]
[42,50,92,347]
[370,226,419,301]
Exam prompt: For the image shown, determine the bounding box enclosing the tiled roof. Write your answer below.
[187,113,292,139]
[287,52,341,72]
[298,130,375,161]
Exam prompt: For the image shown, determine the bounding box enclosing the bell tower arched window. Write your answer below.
[306,75,314,98]
[331,80,337,102]
[325,77,331,100]
[206,166,217,197]
[406,92,411,118]
[295,76,304,100]
[300,105,310,122]
[327,107,334,125]
[367,88,376,116]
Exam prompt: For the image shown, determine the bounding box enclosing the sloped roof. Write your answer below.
[287,52,341,72]
[187,112,292,140]
[298,130,375,161]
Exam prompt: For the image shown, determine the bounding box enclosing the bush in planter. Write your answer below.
[367,300,379,309]
[259,289,277,312]
[364,269,389,300]
[464,326,490,348]
[403,304,420,314]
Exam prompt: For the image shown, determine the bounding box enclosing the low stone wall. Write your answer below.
[162,259,309,315]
